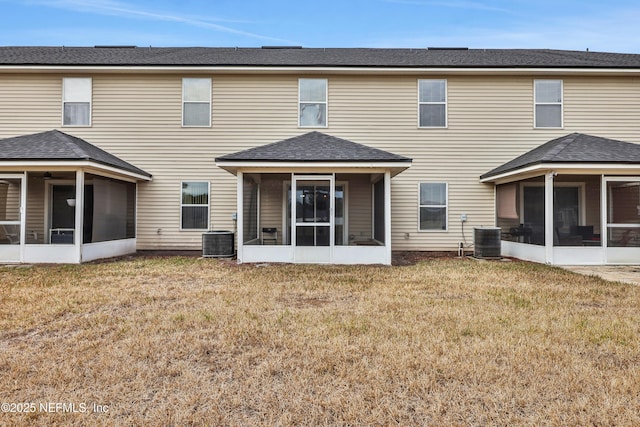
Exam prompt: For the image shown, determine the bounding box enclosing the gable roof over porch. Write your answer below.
[215,131,412,175]
[481,133,640,182]
[0,130,151,180]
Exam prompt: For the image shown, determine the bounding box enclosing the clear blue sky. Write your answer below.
[1,0,640,53]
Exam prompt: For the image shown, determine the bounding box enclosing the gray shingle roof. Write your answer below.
[481,133,640,180]
[2,46,640,68]
[215,132,412,163]
[0,130,151,178]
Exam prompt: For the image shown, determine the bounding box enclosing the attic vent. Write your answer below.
[261,46,303,49]
[427,47,469,50]
[94,45,137,49]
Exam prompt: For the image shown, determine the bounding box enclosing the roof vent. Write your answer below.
[94,45,137,49]
[427,47,469,50]
[261,46,303,49]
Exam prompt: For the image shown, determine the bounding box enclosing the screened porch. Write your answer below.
[482,133,640,265]
[215,131,412,265]
[0,130,151,264]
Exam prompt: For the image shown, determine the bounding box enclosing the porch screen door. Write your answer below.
[292,175,334,263]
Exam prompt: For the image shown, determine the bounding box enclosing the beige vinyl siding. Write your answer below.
[2,73,640,251]
[0,181,20,221]
[25,176,46,244]
[257,174,287,245]
[337,174,372,241]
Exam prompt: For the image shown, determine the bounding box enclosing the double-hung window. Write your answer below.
[182,78,211,127]
[181,181,210,230]
[419,182,448,231]
[418,79,447,128]
[63,77,92,126]
[299,78,327,127]
[534,80,563,128]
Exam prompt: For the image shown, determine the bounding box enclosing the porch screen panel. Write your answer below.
[496,183,521,243]
[607,181,640,247]
[373,179,385,243]
[243,176,259,243]
[90,177,135,243]
[522,186,545,245]
[0,179,21,245]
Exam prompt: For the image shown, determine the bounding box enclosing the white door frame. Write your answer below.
[292,174,334,263]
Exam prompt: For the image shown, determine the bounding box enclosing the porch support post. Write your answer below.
[600,174,607,263]
[74,170,84,263]
[236,171,243,263]
[544,171,554,264]
[384,170,392,265]
[19,172,27,263]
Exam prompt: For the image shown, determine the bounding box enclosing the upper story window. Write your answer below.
[62,77,91,126]
[418,79,447,128]
[182,78,211,127]
[419,182,448,231]
[299,78,327,127]
[534,80,563,128]
[181,181,210,230]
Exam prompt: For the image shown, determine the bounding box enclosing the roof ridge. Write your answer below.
[545,133,580,160]
[52,129,91,159]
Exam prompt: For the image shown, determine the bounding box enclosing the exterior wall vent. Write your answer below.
[202,231,235,258]
[474,227,501,259]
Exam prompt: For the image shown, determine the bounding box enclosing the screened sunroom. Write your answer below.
[0,130,151,264]
[482,133,640,265]
[216,132,411,265]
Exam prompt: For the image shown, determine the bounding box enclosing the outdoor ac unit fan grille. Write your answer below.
[202,231,235,258]
[474,228,501,259]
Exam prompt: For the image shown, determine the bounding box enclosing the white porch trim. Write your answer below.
[234,169,397,265]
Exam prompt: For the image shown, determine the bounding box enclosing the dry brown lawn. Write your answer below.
[1,256,639,426]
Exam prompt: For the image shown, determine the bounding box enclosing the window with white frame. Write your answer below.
[534,80,563,128]
[418,79,447,128]
[182,78,211,127]
[299,78,327,127]
[63,77,92,126]
[181,181,209,230]
[419,182,447,231]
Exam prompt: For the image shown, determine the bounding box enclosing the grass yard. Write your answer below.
[1,256,639,426]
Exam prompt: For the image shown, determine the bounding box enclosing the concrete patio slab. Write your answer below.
[562,265,640,285]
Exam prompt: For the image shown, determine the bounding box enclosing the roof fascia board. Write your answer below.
[3,65,640,76]
[216,163,411,177]
[215,161,412,169]
[481,162,640,183]
[0,160,151,181]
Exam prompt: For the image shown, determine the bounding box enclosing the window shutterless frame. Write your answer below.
[62,77,92,127]
[182,78,212,127]
[418,182,448,232]
[298,78,328,128]
[533,79,563,129]
[418,79,447,128]
[180,181,210,231]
